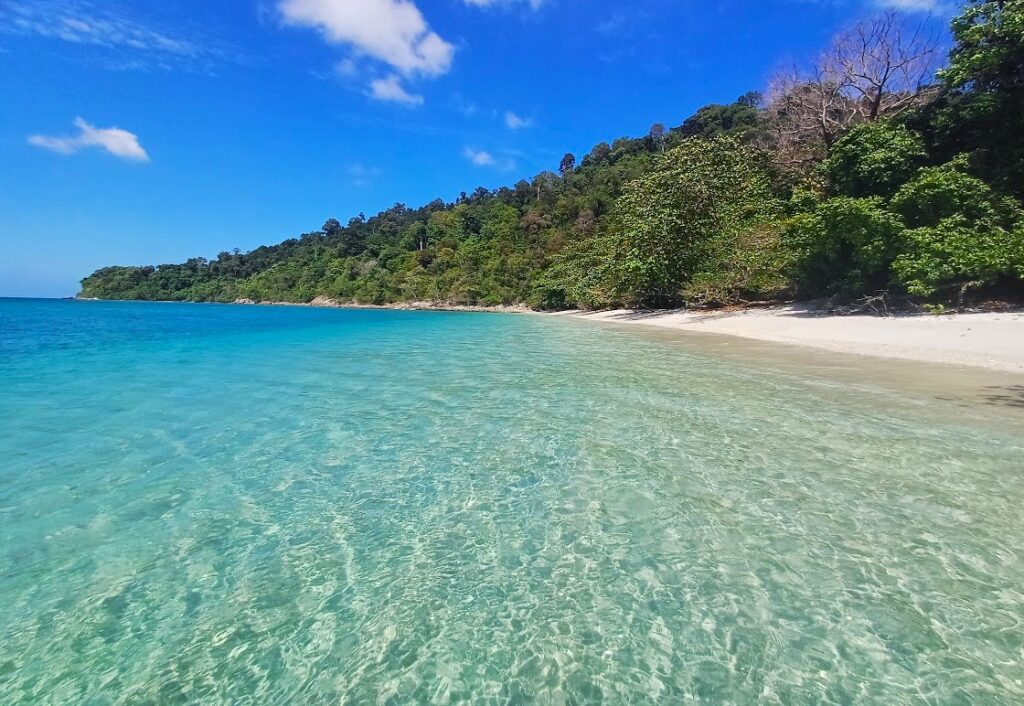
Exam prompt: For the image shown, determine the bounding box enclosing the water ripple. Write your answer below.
[1,300,1022,704]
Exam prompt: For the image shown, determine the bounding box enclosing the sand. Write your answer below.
[553,305,1024,373]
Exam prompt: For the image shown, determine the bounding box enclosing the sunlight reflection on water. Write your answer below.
[1,299,1022,704]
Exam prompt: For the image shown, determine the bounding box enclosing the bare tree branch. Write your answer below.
[762,11,941,173]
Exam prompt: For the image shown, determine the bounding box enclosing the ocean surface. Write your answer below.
[1,298,1023,705]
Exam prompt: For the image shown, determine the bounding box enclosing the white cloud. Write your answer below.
[278,0,454,76]
[463,0,545,10]
[369,75,423,105]
[28,118,149,162]
[462,147,517,171]
[504,111,532,129]
[875,0,947,10]
[462,147,496,166]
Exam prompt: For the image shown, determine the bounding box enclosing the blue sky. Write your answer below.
[0,0,952,297]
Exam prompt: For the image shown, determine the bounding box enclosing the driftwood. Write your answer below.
[823,291,923,316]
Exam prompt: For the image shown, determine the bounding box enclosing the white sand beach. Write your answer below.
[554,306,1024,373]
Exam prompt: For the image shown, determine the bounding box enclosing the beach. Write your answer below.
[554,305,1024,373]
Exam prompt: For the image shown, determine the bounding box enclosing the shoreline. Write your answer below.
[230,296,534,313]
[76,296,1024,373]
[74,295,533,314]
[552,305,1024,374]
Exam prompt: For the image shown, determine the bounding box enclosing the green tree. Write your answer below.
[823,122,927,198]
[610,136,781,306]
[927,0,1024,196]
[894,217,1024,297]
[890,159,1024,296]
[559,153,576,177]
[942,0,1023,93]
[890,158,1022,229]
[786,197,905,297]
[678,95,761,141]
[649,123,666,152]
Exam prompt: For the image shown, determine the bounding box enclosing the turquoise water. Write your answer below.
[2,298,1023,704]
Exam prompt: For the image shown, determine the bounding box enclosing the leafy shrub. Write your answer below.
[894,216,1024,295]
[823,122,927,198]
[887,159,1024,295]
[786,197,904,297]
[890,158,1022,229]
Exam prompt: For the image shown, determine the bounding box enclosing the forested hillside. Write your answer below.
[80,1,1024,310]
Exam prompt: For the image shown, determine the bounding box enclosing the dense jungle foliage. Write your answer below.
[80,1,1024,309]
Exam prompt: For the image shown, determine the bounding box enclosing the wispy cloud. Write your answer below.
[450,94,479,118]
[504,111,533,130]
[348,163,382,187]
[462,0,546,10]
[595,13,628,36]
[0,1,239,71]
[28,118,150,162]
[799,0,953,12]
[462,146,516,171]
[874,0,949,11]
[369,74,424,105]
[336,57,359,77]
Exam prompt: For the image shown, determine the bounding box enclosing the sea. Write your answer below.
[1,298,1022,704]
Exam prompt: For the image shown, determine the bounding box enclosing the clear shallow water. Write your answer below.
[1,298,1023,705]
